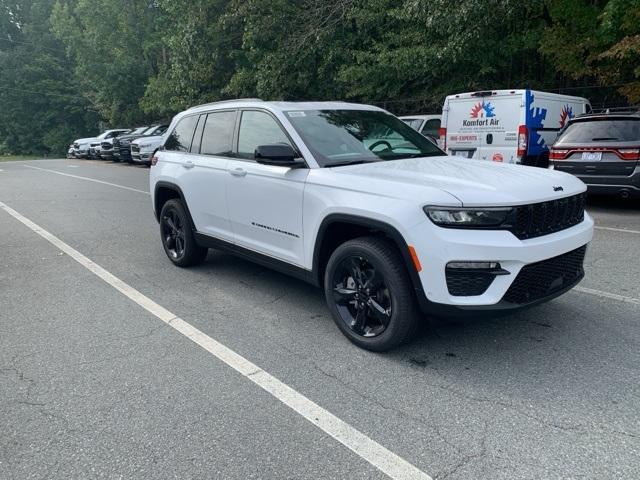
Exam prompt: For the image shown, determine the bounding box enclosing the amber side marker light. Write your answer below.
[408,245,422,272]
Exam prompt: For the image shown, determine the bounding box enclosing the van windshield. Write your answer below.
[556,118,640,144]
[285,110,444,167]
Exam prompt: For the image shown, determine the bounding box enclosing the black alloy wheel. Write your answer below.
[332,255,392,338]
[159,199,208,267]
[161,207,186,260]
[324,236,419,351]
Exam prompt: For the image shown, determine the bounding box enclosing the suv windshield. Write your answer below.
[556,118,640,144]
[402,118,423,130]
[285,110,444,167]
[131,126,149,135]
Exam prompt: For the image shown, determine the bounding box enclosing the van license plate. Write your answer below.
[582,152,602,162]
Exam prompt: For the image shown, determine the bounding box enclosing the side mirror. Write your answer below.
[255,144,304,167]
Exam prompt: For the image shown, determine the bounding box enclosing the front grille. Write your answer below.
[446,271,495,296]
[512,193,585,240]
[503,245,587,304]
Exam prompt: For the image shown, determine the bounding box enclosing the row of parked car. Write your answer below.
[400,89,639,198]
[69,88,639,197]
[68,123,168,165]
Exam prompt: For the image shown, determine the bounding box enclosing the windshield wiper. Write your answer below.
[325,159,381,167]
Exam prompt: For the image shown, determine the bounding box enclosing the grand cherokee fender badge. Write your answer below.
[553,186,564,192]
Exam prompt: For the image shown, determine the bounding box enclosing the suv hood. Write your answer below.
[117,133,149,143]
[74,137,98,144]
[327,156,586,206]
[133,135,163,145]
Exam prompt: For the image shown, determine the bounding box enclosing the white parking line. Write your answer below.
[0,158,65,164]
[0,200,431,480]
[23,164,149,195]
[574,286,640,306]
[595,226,640,235]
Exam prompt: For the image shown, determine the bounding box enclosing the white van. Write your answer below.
[440,90,591,167]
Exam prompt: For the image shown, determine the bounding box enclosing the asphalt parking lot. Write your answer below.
[1,158,639,480]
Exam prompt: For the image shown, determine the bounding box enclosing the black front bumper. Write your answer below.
[417,245,588,319]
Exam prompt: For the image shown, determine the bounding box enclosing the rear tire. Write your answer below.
[324,236,419,352]
[159,199,208,267]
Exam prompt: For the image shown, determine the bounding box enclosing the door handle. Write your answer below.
[183,160,195,169]
[229,167,247,177]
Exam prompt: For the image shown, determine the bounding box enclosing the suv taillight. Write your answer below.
[438,127,447,150]
[618,148,640,160]
[549,148,569,160]
[517,125,528,158]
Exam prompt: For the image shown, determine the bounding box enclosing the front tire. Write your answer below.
[324,236,419,351]
[159,199,208,267]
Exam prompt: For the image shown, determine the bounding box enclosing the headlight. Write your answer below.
[424,206,512,227]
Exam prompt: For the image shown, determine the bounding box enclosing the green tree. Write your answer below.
[0,0,98,155]
[50,0,163,126]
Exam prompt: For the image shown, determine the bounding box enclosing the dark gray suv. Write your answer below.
[549,114,640,198]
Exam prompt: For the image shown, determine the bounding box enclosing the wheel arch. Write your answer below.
[154,181,195,227]
[311,214,425,302]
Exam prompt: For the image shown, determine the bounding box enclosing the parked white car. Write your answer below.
[399,114,441,141]
[131,133,165,165]
[73,129,130,159]
[150,100,593,351]
[440,90,590,167]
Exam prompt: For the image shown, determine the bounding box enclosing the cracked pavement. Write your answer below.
[1,159,639,479]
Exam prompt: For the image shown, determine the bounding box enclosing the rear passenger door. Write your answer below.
[225,109,308,266]
[164,112,234,241]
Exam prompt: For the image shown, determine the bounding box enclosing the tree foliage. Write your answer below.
[1,0,639,155]
[0,0,98,154]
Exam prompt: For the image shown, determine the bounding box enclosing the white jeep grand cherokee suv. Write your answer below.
[150,100,593,351]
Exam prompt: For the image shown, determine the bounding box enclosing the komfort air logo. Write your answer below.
[559,105,574,128]
[463,100,499,127]
[470,100,496,119]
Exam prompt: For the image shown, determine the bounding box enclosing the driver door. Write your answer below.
[225,109,308,267]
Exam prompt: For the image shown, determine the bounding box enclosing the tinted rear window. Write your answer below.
[165,115,199,152]
[201,111,236,156]
[556,119,640,144]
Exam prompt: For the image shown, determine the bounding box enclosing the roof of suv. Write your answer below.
[185,99,385,115]
[569,113,640,123]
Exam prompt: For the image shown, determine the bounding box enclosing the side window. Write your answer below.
[165,115,199,152]
[421,119,440,139]
[201,110,236,156]
[237,110,291,159]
